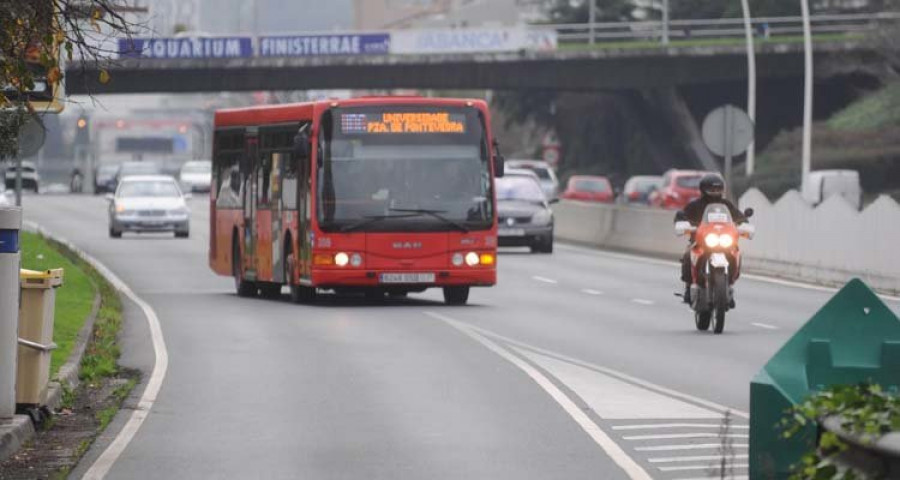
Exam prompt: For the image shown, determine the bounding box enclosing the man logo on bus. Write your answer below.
[393,242,422,250]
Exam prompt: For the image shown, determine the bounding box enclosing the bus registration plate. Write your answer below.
[380,273,435,284]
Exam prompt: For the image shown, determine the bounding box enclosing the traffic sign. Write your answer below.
[702,105,754,158]
[17,116,45,158]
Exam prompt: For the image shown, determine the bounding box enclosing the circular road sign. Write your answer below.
[17,115,46,158]
[702,105,754,158]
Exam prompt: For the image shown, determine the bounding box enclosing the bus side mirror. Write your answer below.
[492,139,505,177]
[744,208,754,218]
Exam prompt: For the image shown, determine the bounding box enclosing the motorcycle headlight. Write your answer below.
[704,233,720,248]
[718,234,734,248]
[532,209,553,225]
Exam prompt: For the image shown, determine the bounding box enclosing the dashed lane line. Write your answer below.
[751,322,779,330]
[648,454,749,464]
[658,464,749,472]
[634,444,748,452]
[581,289,604,296]
[631,299,656,306]
[612,423,749,431]
[624,433,749,441]
[532,276,559,284]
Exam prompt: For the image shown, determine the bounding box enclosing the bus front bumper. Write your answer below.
[309,268,496,289]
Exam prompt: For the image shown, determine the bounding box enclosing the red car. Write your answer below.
[560,175,615,203]
[649,170,712,210]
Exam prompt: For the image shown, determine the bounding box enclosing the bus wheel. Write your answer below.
[443,286,470,306]
[233,242,256,297]
[259,283,282,299]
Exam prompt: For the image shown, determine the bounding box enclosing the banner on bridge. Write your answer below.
[118,37,254,59]
[390,27,557,55]
[258,34,391,57]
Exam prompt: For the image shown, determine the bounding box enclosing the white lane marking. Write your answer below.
[635,444,748,452]
[612,423,749,431]
[25,222,170,480]
[649,454,749,463]
[515,348,720,420]
[751,322,779,330]
[424,311,652,480]
[624,433,749,441]
[581,289,604,296]
[675,476,748,480]
[557,242,900,304]
[658,464,748,472]
[458,322,749,419]
[631,298,655,306]
[532,275,558,284]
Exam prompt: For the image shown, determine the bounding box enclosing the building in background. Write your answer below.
[354,0,544,30]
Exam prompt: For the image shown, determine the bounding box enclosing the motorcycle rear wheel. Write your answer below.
[712,270,728,334]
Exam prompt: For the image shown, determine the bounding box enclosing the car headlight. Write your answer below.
[718,234,734,248]
[532,209,553,225]
[704,233,720,248]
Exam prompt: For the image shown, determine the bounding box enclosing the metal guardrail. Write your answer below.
[549,11,900,45]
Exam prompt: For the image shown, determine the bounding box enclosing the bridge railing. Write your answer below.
[549,11,900,46]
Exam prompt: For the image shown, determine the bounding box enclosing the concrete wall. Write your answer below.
[553,189,900,295]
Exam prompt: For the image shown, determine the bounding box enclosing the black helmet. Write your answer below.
[699,174,725,199]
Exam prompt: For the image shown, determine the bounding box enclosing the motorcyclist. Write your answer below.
[675,174,747,303]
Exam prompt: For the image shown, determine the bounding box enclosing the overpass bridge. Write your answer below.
[65,40,878,95]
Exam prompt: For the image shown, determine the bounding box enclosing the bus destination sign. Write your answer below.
[341,113,466,135]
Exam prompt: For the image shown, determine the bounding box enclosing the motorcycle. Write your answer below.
[675,204,755,334]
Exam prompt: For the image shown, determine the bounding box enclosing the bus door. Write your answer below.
[269,152,284,284]
[242,132,259,280]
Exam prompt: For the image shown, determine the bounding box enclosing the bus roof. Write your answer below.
[214,96,489,128]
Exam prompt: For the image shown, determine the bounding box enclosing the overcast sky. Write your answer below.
[198,0,354,34]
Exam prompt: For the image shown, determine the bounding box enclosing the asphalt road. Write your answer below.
[20,194,900,480]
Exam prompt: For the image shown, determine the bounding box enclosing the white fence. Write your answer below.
[553,189,900,295]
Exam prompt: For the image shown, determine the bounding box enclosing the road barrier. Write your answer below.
[553,188,900,294]
[748,279,900,478]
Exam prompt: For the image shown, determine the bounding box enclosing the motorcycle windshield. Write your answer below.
[702,204,733,224]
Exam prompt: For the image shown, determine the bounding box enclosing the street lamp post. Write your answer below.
[589,0,596,44]
[740,0,756,177]
[800,0,814,194]
[662,0,670,46]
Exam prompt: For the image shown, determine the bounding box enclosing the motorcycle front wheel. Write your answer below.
[712,270,728,334]
[695,311,711,331]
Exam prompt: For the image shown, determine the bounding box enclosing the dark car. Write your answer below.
[496,173,555,253]
[94,163,121,194]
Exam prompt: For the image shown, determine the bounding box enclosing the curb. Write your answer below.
[0,224,105,463]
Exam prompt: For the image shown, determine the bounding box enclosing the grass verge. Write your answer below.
[19,231,96,378]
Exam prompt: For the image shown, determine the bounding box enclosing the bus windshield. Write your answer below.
[318,105,493,232]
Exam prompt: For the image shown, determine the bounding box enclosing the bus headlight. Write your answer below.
[704,233,720,248]
[452,253,464,266]
[465,252,480,266]
[334,252,350,267]
[350,253,363,267]
[718,234,734,248]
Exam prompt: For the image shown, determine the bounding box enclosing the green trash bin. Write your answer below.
[749,279,900,479]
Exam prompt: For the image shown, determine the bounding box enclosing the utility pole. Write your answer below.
[740,0,756,176]
[800,0,814,193]
[589,0,596,45]
[662,0,670,45]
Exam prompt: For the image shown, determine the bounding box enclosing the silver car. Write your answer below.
[107,175,191,238]
[506,159,560,201]
[179,160,212,193]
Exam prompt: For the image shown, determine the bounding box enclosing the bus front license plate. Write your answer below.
[380,273,435,284]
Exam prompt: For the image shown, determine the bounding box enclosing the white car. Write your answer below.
[0,182,14,206]
[506,159,559,200]
[179,160,212,193]
[107,175,191,238]
[3,161,40,193]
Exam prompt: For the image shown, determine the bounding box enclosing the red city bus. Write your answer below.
[209,97,504,305]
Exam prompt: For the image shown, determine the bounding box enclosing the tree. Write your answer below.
[1,0,136,156]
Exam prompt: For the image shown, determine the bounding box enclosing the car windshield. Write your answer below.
[118,181,180,198]
[497,176,546,202]
[317,105,493,232]
[574,179,608,193]
[676,175,703,189]
[182,163,211,173]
